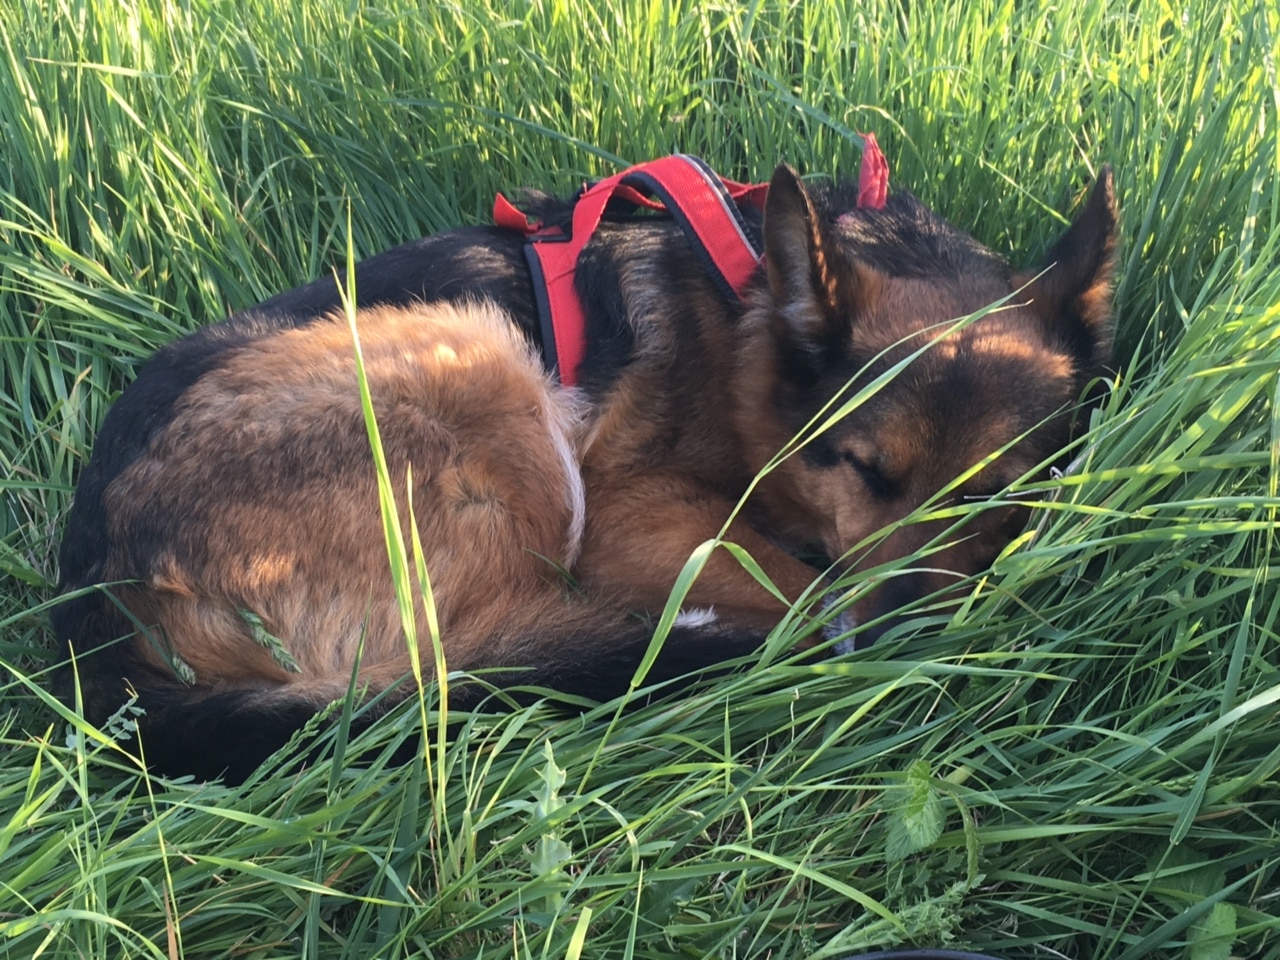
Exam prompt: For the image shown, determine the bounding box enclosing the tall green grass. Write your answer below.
[2,0,1277,956]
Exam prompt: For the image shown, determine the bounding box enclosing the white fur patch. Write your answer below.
[822,593,859,653]
[674,607,718,628]
[545,386,587,567]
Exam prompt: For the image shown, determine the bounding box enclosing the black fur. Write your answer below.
[95,621,771,783]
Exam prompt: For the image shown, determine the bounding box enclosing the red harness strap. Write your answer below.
[495,154,767,386]
[494,137,888,386]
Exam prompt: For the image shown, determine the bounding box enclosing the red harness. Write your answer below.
[494,136,889,386]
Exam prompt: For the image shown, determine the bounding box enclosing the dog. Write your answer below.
[52,154,1117,781]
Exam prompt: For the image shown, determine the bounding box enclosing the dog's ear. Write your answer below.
[1018,166,1118,366]
[764,164,871,353]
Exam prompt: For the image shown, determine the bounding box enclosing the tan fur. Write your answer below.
[104,301,591,695]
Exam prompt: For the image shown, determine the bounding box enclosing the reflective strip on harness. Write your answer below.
[619,155,766,301]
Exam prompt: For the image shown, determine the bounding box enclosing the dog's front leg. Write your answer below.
[575,471,826,630]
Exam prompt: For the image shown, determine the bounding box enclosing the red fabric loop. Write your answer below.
[856,132,889,210]
[493,192,538,233]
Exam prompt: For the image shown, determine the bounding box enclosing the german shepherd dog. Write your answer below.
[53,159,1117,782]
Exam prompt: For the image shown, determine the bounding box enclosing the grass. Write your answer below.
[1,0,1278,956]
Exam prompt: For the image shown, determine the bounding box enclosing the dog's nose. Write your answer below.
[848,569,960,649]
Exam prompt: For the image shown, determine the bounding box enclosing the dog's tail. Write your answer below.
[64,615,770,784]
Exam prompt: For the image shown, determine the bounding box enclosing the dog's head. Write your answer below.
[738,163,1117,642]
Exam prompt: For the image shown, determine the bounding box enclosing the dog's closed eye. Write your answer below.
[842,450,896,498]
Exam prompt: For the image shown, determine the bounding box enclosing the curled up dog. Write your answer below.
[52,148,1117,781]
